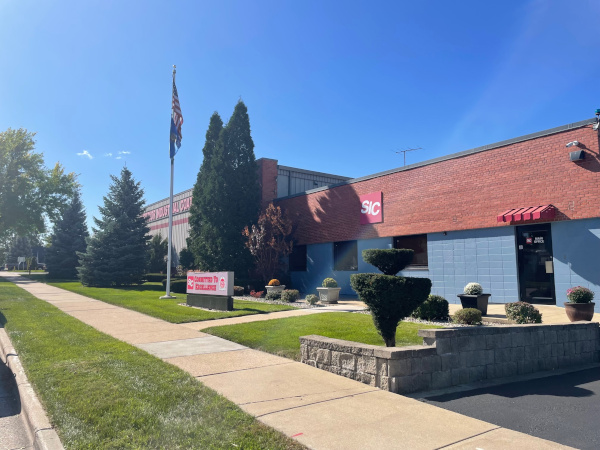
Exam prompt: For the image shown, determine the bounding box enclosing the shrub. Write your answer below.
[146,273,167,283]
[566,286,594,303]
[362,249,414,275]
[452,308,482,325]
[463,282,483,295]
[281,289,300,302]
[305,294,319,305]
[265,290,282,300]
[411,294,449,321]
[505,302,542,324]
[268,279,280,286]
[322,278,338,288]
[233,286,245,296]
[159,279,187,294]
[249,290,264,298]
[350,273,431,347]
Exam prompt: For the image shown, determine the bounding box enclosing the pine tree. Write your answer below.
[187,102,260,276]
[78,167,150,286]
[46,191,89,279]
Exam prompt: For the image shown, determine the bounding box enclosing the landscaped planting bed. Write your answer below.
[204,312,442,360]
[0,278,304,449]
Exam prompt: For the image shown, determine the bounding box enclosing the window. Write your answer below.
[334,240,358,271]
[289,245,307,271]
[393,234,428,267]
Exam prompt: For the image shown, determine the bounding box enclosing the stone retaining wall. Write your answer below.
[300,322,600,394]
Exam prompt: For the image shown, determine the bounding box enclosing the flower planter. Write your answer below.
[564,302,595,322]
[265,285,285,294]
[457,294,491,316]
[317,287,341,304]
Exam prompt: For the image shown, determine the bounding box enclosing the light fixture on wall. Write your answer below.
[443,231,447,236]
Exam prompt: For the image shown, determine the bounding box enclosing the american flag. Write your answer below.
[170,77,183,158]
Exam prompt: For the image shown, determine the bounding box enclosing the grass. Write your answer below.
[0,278,304,449]
[204,312,442,360]
[26,276,298,324]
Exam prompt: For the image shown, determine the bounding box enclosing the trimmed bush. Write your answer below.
[233,286,245,296]
[265,290,282,300]
[281,289,300,302]
[322,278,338,288]
[463,282,483,295]
[305,294,319,305]
[350,273,431,347]
[505,302,542,324]
[452,308,482,325]
[160,279,187,294]
[362,249,414,275]
[566,286,594,303]
[411,294,449,321]
[268,279,280,286]
[146,273,166,283]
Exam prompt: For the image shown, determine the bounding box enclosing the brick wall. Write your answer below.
[257,158,278,208]
[278,125,600,245]
[301,322,600,394]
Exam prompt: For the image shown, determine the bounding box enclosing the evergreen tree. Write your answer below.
[148,234,168,273]
[188,102,260,276]
[46,191,89,279]
[78,167,150,286]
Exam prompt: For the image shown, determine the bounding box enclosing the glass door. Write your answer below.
[516,224,555,305]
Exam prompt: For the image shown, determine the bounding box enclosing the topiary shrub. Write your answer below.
[233,286,245,296]
[362,249,415,275]
[268,279,281,286]
[566,286,594,303]
[322,278,338,288]
[146,273,167,283]
[463,282,483,295]
[305,294,319,305]
[505,301,542,324]
[281,289,300,302]
[265,290,282,300]
[452,308,482,325]
[411,294,449,321]
[169,280,188,294]
[350,273,431,347]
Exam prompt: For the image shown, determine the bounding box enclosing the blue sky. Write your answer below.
[1,1,599,232]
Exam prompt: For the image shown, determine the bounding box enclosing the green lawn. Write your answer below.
[41,280,298,323]
[0,278,303,449]
[204,312,442,360]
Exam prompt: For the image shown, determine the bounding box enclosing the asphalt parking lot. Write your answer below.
[422,367,600,449]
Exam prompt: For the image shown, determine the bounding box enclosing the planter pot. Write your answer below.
[317,287,341,304]
[457,294,491,316]
[564,302,595,322]
[265,285,285,294]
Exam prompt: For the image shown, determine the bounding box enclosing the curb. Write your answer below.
[0,327,64,450]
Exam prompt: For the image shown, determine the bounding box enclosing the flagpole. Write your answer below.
[161,65,177,299]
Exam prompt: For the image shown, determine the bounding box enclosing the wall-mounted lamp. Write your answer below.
[442,231,447,236]
[566,141,580,148]
[569,150,585,161]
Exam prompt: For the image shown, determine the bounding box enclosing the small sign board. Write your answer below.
[186,271,233,296]
[360,191,383,225]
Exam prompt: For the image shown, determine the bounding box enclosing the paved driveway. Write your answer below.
[422,367,600,450]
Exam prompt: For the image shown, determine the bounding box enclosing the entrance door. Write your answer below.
[516,224,555,305]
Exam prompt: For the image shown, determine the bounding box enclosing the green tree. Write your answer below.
[7,235,32,269]
[78,167,150,286]
[148,234,168,273]
[188,102,260,276]
[178,247,195,271]
[0,128,77,241]
[46,191,89,279]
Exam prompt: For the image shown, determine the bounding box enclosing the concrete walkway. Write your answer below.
[1,274,571,449]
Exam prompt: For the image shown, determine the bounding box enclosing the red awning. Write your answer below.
[497,205,556,223]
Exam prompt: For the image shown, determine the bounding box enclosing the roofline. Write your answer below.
[277,165,352,180]
[276,118,598,201]
[145,187,193,209]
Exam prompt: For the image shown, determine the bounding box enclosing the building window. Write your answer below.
[393,234,428,267]
[334,240,358,271]
[289,245,307,271]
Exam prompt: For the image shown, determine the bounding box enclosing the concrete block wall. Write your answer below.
[300,322,600,394]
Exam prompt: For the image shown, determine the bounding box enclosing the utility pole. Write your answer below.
[395,147,422,166]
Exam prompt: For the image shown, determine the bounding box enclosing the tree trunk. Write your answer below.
[384,336,396,347]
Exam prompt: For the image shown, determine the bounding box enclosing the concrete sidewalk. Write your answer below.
[1,274,570,449]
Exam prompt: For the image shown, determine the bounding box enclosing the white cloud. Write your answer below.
[104,152,113,157]
[119,151,131,155]
[116,156,122,160]
[77,150,93,159]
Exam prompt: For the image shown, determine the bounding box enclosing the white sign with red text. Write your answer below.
[186,271,234,296]
[360,191,383,224]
